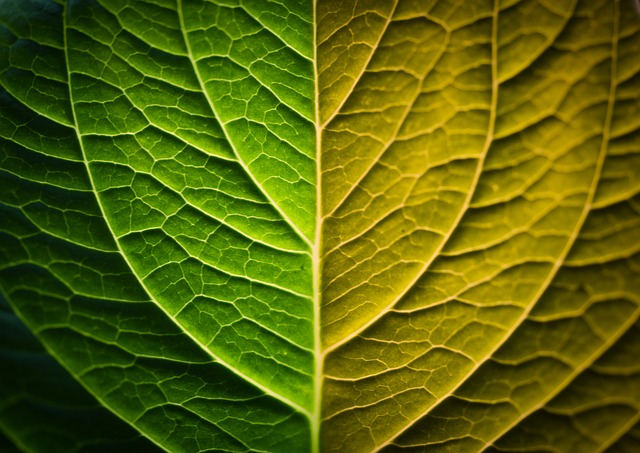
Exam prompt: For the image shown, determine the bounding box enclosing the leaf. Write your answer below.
[0,0,638,452]
[0,294,160,452]
[0,1,313,451]
[318,0,640,450]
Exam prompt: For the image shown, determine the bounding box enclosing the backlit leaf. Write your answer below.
[0,0,638,452]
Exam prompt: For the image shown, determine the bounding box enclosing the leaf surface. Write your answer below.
[0,0,638,452]
[318,0,640,450]
[0,294,161,452]
[0,0,313,451]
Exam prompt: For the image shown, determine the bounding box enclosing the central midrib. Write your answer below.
[312,2,323,452]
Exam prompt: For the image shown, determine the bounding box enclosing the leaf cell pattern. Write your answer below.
[1,0,314,451]
[0,0,638,452]
[319,0,640,451]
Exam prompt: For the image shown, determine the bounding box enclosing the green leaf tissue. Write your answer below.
[1,0,639,451]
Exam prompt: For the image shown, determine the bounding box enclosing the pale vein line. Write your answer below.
[595,406,640,453]
[484,307,640,452]
[0,165,92,191]
[102,3,188,57]
[3,212,117,254]
[497,0,578,83]
[324,12,493,355]
[2,133,83,164]
[0,418,31,453]
[368,1,501,448]
[236,2,313,62]
[200,49,315,125]
[326,387,438,422]
[173,300,314,355]
[64,6,311,421]
[176,0,313,249]
[564,243,640,267]
[6,277,146,305]
[133,402,254,452]
[593,186,640,210]
[0,78,74,128]
[63,63,239,163]
[46,325,211,365]
[0,295,171,453]
[482,6,625,450]
[319,0,399,128]
[99,162,312,256]
[322,24,451,220]
[322,157,480,259]
[377,1,621,448]
[312,1,323,451]
[323,346,475,385]
[23,19,179,453]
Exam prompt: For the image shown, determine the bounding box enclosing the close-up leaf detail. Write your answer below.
[0,0,638,452]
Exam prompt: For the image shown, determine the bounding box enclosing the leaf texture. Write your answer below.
[0,294,160,452]
[0,0,638,452]
[318,0,639,451]
[0,0,314,451]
